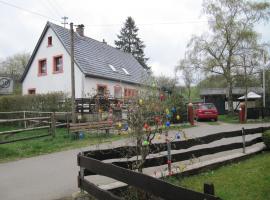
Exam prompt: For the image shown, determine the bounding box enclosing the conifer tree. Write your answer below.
[115,17,149,69]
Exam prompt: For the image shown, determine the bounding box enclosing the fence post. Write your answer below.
[167,138,172,176]
[204,183,215,196]
[66,112,70,134]
[23,111,27,129]
[242,127,246,154]
[51,112,56,138]
[79,151,85,193]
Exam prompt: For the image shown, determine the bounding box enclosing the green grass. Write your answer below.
[167,123,194,130]
[166,152,270,200]
[206,121,220,125]
[218,114,270,124]
[0,122,193,163]
[0,127,127,163]
[218,114,239,123]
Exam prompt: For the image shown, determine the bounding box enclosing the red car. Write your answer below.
[194,103,218,121]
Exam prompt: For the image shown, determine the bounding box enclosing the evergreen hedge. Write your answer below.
[262,130,270,150]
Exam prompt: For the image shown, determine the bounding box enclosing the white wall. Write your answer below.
[83,77,138,98]
[22,27,84,98]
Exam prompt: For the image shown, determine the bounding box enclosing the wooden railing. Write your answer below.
[77,126,269,199]
[0,111,71,144]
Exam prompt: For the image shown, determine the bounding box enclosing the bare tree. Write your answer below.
[0,52,30,81]
[175,59,196,102]
[185,0,270,114]
[235,35,269,120]
[127,83,166,173]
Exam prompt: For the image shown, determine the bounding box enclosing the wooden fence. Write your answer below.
[78,154,220,200]
[78,126,269,199]
[0,111,70,144]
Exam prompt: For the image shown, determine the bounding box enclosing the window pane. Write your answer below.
[55,56,63,72]
[98,86,106,95]
[114,86,122,98]
[39,60,46,74]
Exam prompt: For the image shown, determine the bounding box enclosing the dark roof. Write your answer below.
[21,22,148,84]
[200,87,264,96]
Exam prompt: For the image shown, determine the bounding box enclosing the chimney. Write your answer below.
[76,24,84,36]
[102,39,107,44]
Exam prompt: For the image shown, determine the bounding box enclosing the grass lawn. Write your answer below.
[206,121,220,125]
[218,114,239,123]
[166,152,270,200]
[0,123,192,163]
[0,127,128,163]
[167,123,194,130]
[218,114,270,124]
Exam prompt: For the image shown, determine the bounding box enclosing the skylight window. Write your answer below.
[108,64,117,72]
[122,68,130,75]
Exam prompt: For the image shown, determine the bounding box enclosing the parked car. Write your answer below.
[193,103,218,121]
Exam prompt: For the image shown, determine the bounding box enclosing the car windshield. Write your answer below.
[200,104,216,110]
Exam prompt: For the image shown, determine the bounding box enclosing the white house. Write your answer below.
[21,22,148,98]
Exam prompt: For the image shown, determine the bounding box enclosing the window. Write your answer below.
[38,59,47,76]
[122,68,130,75]
[97,84,107,96]
[28,88,36,95]
[108,64,117,72]
[124,88,138,98]
[114,85,122,98]
[53,55,63,73]
[48,36,52,46]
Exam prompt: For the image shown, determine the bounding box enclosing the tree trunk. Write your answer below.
[244,64,248,122]
[188,86,191,102]
[227,81,234,115]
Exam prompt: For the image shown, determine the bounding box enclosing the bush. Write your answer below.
[0,92,71,112]
[262,130,270,150]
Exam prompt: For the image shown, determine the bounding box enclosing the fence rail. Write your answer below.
[84,126,270,161]
[78,154,220,200]
[0,112,58,144]
[78,126,269,199]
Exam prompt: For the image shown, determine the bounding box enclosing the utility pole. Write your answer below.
[62,16,68,28]
[263,53,266,108]
[70,22,76,124]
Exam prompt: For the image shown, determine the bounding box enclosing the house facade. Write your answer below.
[21,22,148,98]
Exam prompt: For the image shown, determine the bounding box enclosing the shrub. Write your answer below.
[0,92,71,112]
[262,130,270,150]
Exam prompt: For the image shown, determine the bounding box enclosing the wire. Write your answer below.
[84,20,211,27]
[0,0,61,23]
[0,0,211,28]
[54,0,68,19]
[46,0,63,18]
[40,0,61,20]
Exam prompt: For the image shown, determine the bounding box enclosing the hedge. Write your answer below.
[262,130,270,150]
[0,92,71,112]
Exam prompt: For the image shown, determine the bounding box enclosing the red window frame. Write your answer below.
[28,88,36,95]
[48,36,52,46]
[124,88,137,98]
[38,59,47,76]
[53,55,63,74]
[124,88,128,97]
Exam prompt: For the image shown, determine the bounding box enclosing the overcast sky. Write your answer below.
[0,0,269,79]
